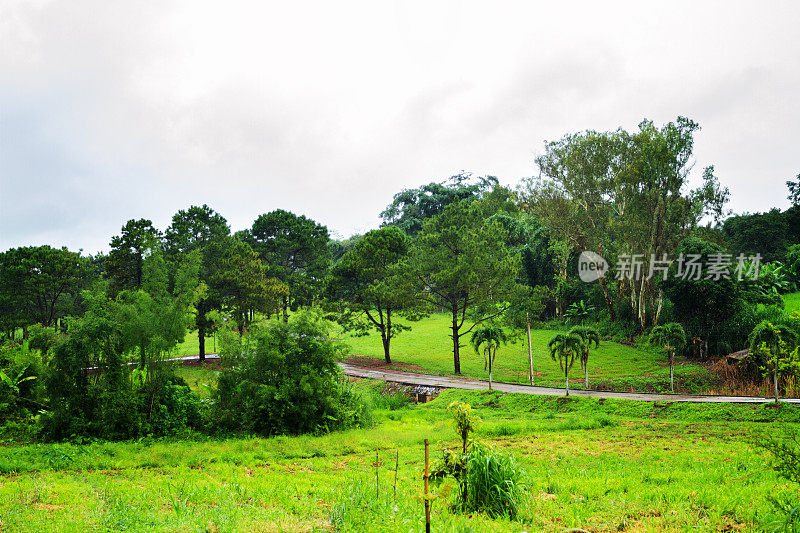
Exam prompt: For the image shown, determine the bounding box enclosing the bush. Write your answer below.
[39,322,203,441]
[212,309,371,436]
[462,442,525,519]
[0,339,47,419]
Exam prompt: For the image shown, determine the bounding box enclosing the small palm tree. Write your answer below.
[548,332,584,396]
[570,326,600,389]
[749,321,799,402]
[471,325,507,390]
[649,322,687,392]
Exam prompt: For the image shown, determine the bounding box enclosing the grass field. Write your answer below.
[784,291,800,314]
[340,314,711,393]
[1,386,798,532]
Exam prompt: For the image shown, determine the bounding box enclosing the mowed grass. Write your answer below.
[342,314,709,392]
[784,291,800,314]
[1,388,798,532]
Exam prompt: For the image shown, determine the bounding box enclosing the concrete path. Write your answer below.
[173,354,799,404]
[339,363,800,404]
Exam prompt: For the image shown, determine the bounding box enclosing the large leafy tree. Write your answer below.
[649,322,687,392]
[523,117,729,328]
[381,172,498,236]
[247,209,330,320]
[165,205,230,359]
[207,237,289,334]
[412,199,520,374]
[0,246,93,330]
[662,237,741,358]
[328,226,425,363]
[105,219,162,296]
[115,248,200,367]
[722,208,790,264]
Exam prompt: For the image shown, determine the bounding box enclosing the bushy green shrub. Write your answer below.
[212,309,371,436]
[39,317,203,441]
[0,339,47,419]
[462,442,525,519]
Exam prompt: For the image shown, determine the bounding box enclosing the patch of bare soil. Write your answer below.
[344,355,428,374]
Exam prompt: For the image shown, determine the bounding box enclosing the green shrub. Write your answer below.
[212,309,371,436]
[462,442,525,519]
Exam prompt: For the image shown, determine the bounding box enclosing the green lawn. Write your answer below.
[1,388,796,532]
[341,314,710,393]
[784,291,800,314]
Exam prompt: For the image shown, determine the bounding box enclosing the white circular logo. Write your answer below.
[578,251,609,283]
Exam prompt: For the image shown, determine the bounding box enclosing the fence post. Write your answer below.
[394,449,399,503]
[424,439,430,533]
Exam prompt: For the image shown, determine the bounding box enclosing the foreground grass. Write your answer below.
[343,313,710,393]
[1,388,798,532]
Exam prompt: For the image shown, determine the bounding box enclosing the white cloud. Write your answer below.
[1,0,799,252]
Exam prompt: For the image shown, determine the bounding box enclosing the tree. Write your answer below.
[247,210,330,320]
[381,172,499,236]
[105,219,162,296]
[164,205,230,257]
[749,321,799,402]
[470,325,507,390]
[0,246,93,330]
[412,199,520,374]
[548,332,584,396]
[523,117,730,329]
[208,237,288,334]
[165,205,230,360]
[722,209,789,264]
[327,226,425,363]
[115,248,200,368]
[570,326,600,388]
[213,309,369,435]
[787,173,800,206]
[662,237,742,358]
[649,322,687,392]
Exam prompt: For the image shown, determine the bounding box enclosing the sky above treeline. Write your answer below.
[1,0,799,254]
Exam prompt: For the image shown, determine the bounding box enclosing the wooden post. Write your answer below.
[424,439,431,533]
[376,448,380,500]
[527,312,534,386]
[394,449,399,502]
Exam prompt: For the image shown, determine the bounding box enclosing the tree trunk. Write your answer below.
[140,344,146,369]
[451,305,461,374]
[198,322,206,361]
[488,351,493,390]
[382,310,392,364]
[669,352,674,392]
[282,295,289,322]
[775,369,780,403]
[585,364,589,389]
[565,369,570,396]
[526,313,534,385]
[598,273,616,321]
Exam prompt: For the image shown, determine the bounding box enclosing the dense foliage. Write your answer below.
[213,310,370,436]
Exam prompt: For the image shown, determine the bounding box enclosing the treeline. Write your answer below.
[2,115,799,440]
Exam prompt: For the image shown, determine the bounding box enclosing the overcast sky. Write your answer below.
[1,0,798,254]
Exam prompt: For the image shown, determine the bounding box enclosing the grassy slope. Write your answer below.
[1,388,797,532]
[342,313,709,392]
